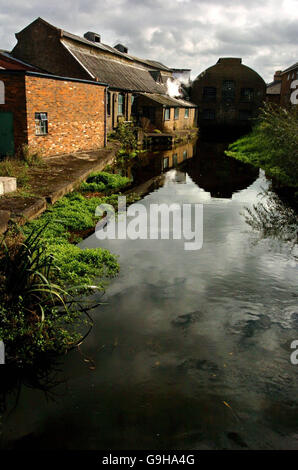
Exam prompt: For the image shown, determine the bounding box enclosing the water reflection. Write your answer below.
[243,187,298,256]
[1,140,297,450]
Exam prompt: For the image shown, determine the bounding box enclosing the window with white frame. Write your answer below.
[184,108,189,118]
[118,93,125,115]
[174,108,179,120]
[164,107,171,120]
[35,112,48,135]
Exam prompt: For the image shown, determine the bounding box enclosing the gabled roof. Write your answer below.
[138,92,197,108]
[30,18,170,72]
[280,62,298,75]
[66,46,168,93]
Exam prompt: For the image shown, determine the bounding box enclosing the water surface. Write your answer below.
[1,142,297,450]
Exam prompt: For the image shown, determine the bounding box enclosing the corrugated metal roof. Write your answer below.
[67,46,168,93]
[138,92,197,108]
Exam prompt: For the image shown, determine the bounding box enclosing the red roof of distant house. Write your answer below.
[0,51,38,71]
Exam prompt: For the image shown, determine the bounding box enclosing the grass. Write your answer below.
[0,170,135,365]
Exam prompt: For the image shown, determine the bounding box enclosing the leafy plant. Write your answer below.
[226,103,298,188]
[0,224,103,366]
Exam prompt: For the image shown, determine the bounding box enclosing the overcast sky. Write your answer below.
[0,0,297,83]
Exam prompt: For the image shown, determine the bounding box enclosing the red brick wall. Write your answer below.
[0,72,28,154]
[25,75,106,156]
[280,68,298,107]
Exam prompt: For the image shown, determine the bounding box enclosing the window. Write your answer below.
[163,157,169,169]
[240,88,254,102]
[203,87,216,101]
[184,108,189,118]
[174,108,179,120]
[118,93,125,115]
[107,91,111,116]
[239,110,252,121]
[35,112,48,135]
[172,153,178,166]
[222,80,235,100]
[183,150,188,160]
[164,108,171,120]
[131,94,137,115]
[0,81,5,104]
[202,109,215,120]
[107,91,112,116]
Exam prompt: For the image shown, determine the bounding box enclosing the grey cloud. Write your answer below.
[0,0,296,83]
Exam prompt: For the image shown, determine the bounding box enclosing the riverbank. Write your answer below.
[0,141,121,234]
[225,103,298,207]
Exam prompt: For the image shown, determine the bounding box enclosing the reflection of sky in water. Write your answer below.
[2,156,297,451]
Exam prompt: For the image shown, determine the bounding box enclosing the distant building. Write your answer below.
[136,93,197,132]
[266,63,298,107]
[191,58,266,134]
[266,71,282,105]
[279,62,298,107]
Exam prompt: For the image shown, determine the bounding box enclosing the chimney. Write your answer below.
[274,70,282,81]
[114,43,128,54]
[84,32,101,43]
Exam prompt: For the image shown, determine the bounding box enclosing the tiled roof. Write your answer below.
[67,46,168,93]
[138,92,197,108]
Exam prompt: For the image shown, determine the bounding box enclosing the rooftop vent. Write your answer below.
[84,32,101,43]
[114,43,128,54]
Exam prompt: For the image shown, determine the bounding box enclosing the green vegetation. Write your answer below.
[0,171,134,365]
[0,144,44,191]
[226,103,298,189]
[80,171,130,193]
[0,224,93,365]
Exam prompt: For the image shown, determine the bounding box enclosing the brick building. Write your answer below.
[136,93,197,132]
[11,18,197,133]
[191,58,266,134]
[0,50,39,71]
[0,70,106,157]
[266,71,282,105]
[279,62,298,107]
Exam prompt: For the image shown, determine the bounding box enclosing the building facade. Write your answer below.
[11,18,197,133]
[279,62,298,107]
[134,93,197,132]
[191,58,266,133]
[0,70,106,157]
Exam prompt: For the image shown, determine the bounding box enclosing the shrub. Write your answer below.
[0,224,96,365]
[226,103,298,188]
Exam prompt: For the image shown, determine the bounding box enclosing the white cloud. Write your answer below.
[0,0,296,82]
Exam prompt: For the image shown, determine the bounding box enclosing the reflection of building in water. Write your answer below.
[184,142,259,198]
[124,140,196,184]
[161,141,196,171]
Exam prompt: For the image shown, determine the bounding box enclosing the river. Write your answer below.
[1,140,297,450]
